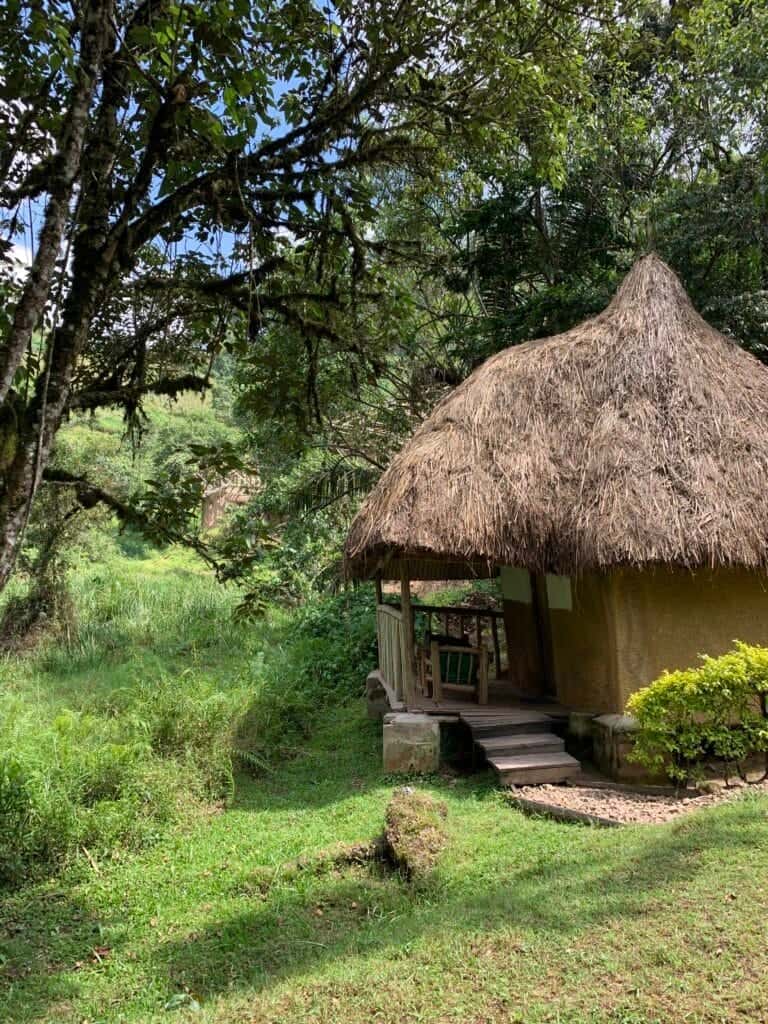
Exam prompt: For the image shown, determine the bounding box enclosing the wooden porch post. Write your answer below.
[374,573,383,667]
[399,566,417,705]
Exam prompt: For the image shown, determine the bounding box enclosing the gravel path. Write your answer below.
[514,778,768,825]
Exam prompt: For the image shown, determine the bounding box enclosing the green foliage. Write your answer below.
[627,642,768,784]
[222,451,368,606]
[0,540,377,884]
[0,0,599,597]
[228,4,768,604]
[434,1,768,364]
[0,484,100,651]
[132,673,245,801]
[0,672,247,886]
[234,588,377,769]
[0,712,178,886]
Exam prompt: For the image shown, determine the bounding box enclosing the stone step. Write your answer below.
[489,750,581,786]
[477,731,565,757]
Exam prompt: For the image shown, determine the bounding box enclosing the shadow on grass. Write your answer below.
[0,883,112,1018]
[2,699,767,1022]
[231,711,390,812]
[152,792,768,1005]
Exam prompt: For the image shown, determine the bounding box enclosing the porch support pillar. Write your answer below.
[399,567,417,705]
[374,573,383,665]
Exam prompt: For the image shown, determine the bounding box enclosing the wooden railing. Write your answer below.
[384,601,507,680]
[376,603,405,701]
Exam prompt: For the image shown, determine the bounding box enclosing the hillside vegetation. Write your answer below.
[0,548,767,1023]
[0,537,375,885]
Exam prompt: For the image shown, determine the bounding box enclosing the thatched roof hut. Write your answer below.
[201,469,259,530]
[346,254,768,581]
[347,256,768,722]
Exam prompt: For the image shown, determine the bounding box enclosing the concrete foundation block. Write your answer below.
[382,713,440,774]
[365,671,390,720]
[568,711,597,739]
[565,710,598,760]
[592,713,665,783]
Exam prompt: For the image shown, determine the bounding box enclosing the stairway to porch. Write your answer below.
[459,708,581,785]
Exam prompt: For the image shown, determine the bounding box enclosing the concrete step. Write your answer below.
[477,731,565,757]
[489,750,581,786]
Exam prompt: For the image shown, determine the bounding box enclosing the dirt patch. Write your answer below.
[512,778,768,825]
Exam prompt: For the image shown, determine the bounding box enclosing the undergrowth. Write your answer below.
[0,540,376,885]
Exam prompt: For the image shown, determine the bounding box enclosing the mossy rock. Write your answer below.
[384,787,448,879]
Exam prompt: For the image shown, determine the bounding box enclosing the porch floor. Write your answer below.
[405,691,572,723]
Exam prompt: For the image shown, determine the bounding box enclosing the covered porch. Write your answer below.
[371,568,566,715]
[367,568,586,785]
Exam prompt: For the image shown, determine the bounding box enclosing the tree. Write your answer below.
[0,0,598,594]
[437,0,768,361]
[223,0,768,600]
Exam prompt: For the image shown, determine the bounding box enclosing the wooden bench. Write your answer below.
[421,640,489,704]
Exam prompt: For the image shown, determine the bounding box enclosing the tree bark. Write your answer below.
[0,204,117,591]
[0,317,96,592]
[0,0,114,406]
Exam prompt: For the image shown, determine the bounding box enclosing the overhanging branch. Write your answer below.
[69,373,210,411]
[42,468,221,571]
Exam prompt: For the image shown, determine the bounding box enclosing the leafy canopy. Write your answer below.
[0,0,603,593]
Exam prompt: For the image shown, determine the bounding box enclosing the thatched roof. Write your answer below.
[345,254,768,580]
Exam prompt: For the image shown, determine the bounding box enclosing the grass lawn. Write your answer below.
[1,699,767,1024]
[2,546,767,1023]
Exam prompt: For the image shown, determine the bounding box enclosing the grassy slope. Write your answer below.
[2,706,767,1024]
[1,542,251,730]
[2,555,768,1023]
[0,704,765,1024]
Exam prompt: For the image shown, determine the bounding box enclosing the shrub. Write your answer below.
[627,641,768,785]
[0,669,248,885]
[234,588,377,770]
[0,728,185,885]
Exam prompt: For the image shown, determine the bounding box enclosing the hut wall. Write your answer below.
[502,596,545,695]
[548,572,620,713]
[610,567,768,710]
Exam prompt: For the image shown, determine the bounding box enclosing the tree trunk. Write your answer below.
[0,0,120,594]
[0,237,113,593]
[0,0,114,406]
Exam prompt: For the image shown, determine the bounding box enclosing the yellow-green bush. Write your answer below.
[627,642,768,784]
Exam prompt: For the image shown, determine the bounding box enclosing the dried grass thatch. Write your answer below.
[345,255,768,580]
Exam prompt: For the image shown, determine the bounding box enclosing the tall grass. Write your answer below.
[233,590,377,769]
[0,539,376,885]
[39,544,244,677]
